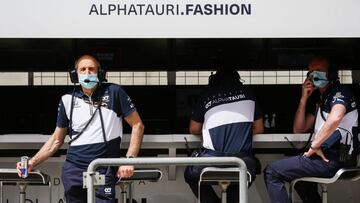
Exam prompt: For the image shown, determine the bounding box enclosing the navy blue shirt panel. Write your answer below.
[66,137,121,169]
[57,100,69,128]
[106,84,136,118]
[209,122,253,153]
[322,85,356,113]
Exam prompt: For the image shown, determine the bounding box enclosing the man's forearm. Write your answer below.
[293,99,308,133]
[189,120,203,135]
[30,136,63,167]
[126,122,144,157]
[311,105,346,149]
[311,117,342,149]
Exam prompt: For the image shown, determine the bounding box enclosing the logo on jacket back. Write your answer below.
[205,94,245,109]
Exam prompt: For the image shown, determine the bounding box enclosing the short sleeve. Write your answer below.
[56,99,69,128]
[118,87,137,117]
[329,88,352,111]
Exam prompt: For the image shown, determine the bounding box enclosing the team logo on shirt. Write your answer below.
[205,94,245,109]
[332,92,345,103]
[127,96,135,108]
[100,93,110,108]
[104,187,112,195]
[102,95,109,103]
[205,101,212,109]
[333,92,344,99]
[73,100,80,108]
[351,102,357,108]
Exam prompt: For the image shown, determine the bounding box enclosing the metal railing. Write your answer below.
[84,157,248,203]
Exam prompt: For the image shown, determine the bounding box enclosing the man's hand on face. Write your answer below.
[301,78,316,100]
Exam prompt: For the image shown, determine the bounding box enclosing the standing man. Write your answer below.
[17,55,144,202]
[264,57,359,203]
[184,68,264,203]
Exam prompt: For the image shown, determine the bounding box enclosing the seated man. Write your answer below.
[184,68,264,203]
[264,56,359,203]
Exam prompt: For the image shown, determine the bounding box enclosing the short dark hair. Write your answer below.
[209,68,240,85]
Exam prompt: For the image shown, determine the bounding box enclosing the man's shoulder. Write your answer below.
[103,82,120,88]
[60,91,74,100]
[102,83,125,92]
[328,84,354,97]
[240,84,255,93]
[61,86,83,98]
[327,84,358,110]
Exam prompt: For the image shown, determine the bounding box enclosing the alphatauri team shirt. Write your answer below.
[192,84,261,154]
[57,83,136,169]
[313,85,359,156]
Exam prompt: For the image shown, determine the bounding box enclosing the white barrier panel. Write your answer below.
[0,0,360,38]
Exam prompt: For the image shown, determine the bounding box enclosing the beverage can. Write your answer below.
[20,156,29,178]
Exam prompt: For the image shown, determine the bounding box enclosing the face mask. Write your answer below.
[309,71,329,88]
[79,74,98,89]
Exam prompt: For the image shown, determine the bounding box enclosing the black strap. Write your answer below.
[98,104,108,145]
[68,85,77,139]
[285,132,313,152]
[68,84,108,145]
[96,83,108,145]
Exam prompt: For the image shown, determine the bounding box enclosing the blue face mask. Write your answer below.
[79,74,98,89]
[309,71,329,88]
